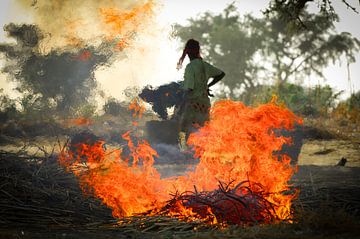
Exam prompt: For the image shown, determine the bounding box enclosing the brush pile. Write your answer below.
[153,181,280,225]
[0,151,113,228]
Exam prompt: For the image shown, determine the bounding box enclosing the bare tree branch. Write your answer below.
[341,0,359,14]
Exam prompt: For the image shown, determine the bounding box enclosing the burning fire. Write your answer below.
[99,1,155,49]
[75,50,92,61]
[65,117,93,127]
[59,98,302,225]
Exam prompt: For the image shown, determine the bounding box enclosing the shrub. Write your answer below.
[239,83,342,117]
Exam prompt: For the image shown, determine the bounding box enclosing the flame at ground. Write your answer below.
[59,99,302,224]
[65,117,93,127]
[184,99,303,220]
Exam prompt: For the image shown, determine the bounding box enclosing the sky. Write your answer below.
[0,0,359,101]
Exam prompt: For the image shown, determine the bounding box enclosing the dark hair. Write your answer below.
[177,39,201,69]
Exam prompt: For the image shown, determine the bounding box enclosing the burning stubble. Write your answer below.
[59,99,303,224]
[0,1,303,226]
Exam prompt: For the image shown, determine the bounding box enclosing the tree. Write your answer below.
[253,9,360,84]
[175,3,360,100]
[264,0,359,28]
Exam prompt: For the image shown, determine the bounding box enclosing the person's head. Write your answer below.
[177,39,201,69]
[185,39,200,59]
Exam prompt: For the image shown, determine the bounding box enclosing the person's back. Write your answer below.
[177,39,225,150]
[183,58,223,100]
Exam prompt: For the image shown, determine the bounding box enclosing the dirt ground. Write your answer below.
[299,139,360,167]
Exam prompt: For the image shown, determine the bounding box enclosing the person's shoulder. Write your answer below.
[185,61,195,71]
[202,60,212,66]
[201,59,208,64]
[188,59,205,67]
[201,60,215,70]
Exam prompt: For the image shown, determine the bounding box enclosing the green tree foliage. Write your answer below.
[175,3,360,101]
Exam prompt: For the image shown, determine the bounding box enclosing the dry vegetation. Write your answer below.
[0,123,359,238]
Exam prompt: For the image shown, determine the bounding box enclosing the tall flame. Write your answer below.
[184,99,302,220]
[59,98,302,223]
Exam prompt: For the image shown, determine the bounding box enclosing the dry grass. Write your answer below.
[304,117,360,143]
[0,151,114,228]
[0,151,359,238]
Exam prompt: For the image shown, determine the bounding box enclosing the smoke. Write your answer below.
[0,22,114,114]
[15,0,154,50]
[152,143,197,164]
[7,0,180,101]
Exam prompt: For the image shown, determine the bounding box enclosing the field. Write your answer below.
[0,116,359,239]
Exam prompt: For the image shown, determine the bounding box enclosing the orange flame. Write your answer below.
[185,99,302,220]
[59,99,302,223]
[129,98,145,119]
[76,50,92,61]
[99,1,155,49]
[65,117,92,127]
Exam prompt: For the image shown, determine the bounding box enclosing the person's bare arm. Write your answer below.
[208,72,225,88]
[207,72,225,97]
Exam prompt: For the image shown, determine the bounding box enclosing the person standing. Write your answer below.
[177,39,225,150]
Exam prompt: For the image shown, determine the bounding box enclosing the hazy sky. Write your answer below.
[0,0,359,100]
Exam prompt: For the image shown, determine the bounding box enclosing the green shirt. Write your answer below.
[182,59,223,100]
